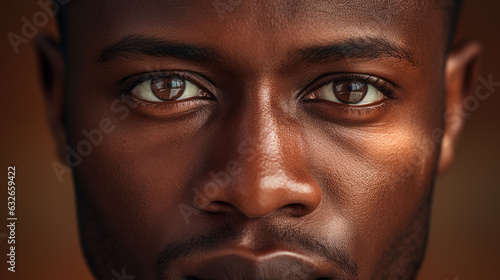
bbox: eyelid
[299,73,398,102]
[117,70,216,98]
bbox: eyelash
[118,71,214,98]
[301,73,397,101]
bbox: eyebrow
[294,37,419,67]
[95,35,220,64]
[96,35,419,68]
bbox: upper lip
[165,246,350,280]
[154,221,358,280]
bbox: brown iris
[150,77,186,100]
[333,81,368,104]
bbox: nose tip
[195,170,322,219]
[231,192,321,219]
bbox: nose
[194,138,322,218]
[192,89,322,218]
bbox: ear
[438,40,482,175]
[35,35,67,161]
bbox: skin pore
[37,0,481,279]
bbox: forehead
[64,0,447,70]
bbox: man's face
[60,0,451,279]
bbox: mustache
[153,222,359,279]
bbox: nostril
[203,201,317,219]
[201,201,237,214]
[279,203,313,217]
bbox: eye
[305,80,384,106]
[130,77,211,103]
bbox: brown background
[0,0,499,279]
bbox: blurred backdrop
[0,0,498,279]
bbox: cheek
[66,90,215,271]
[305,105,442,272]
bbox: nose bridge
[235,86,298,215]
[195,81,321,218]
[245,83,287,174]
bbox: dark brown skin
[37,0,481,279]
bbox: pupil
[333,81,368,104]
[151,78,185,100]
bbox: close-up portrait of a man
[1,0,499,280]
